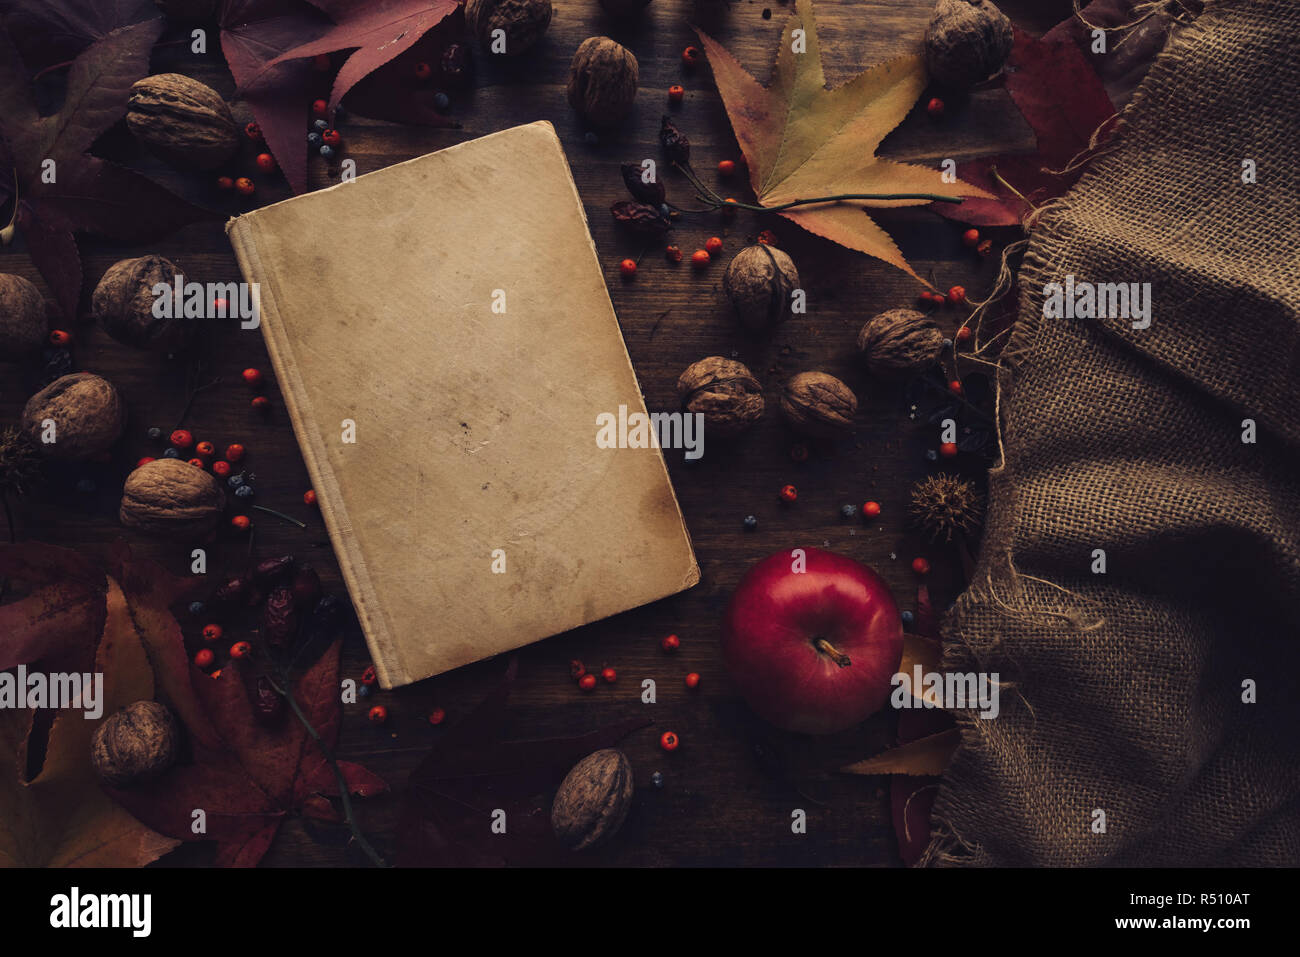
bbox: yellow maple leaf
[696,0,992,281]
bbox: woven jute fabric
[922,0,1300,867]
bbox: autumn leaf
[0,546,179,868]
[0,20,215,317]
[696,0,992,280]
[933,27,1116,227]
[0,0,159,74]
[0,542,106,675]
[397,659,650,867]
[841,728,960,777]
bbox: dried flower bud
[611,201,671,235]
[621,162,666,205]
[779,371,857,438]
[568,37,639,129]
[677,357,765,436]
[924,0,1013,90]
[438,42,474,89]
[856,308,945,377]
[659,115,690,165]
[723,244,800,332]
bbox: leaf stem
[672,161,964,213]
[269,672,388,867]
[251,505,307,528]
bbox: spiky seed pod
[910,473,983,541]
[0,426,41,496]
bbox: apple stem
[815,638,852,668]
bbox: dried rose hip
[261,586,299,650]
[252,675,284,726]
[291,564,322,610]
[620,162,665,206]
[253,554,296,585]
[610,201,671,235]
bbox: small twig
[988,165,1036,209]
[252,505,307,528]
[173,376,222,432]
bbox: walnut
[91,700,179,788]
[723,244,800,332]
[126,73,240,171]
[597,0,651,16]
[856,308,945,377]
[466,0,552,56]
[120,458,226,539]
[677,357,765,436]
[780,372,857,438]
[567,38,639,129]
[924,0,1013,90]
[0,273,47,357]
[551,749,634,850]
[92,255,191,353]
[21,373,125,462]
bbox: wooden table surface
[0,0,1071,866]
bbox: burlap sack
[923,0,1300,866]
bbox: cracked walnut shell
[780,372,857,438]
[677,357,764,436]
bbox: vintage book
[227,121,699,688]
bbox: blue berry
[75,478,96,494]
[901,610,915,627]
[227,474,244,488]
[320,145,335,159]
[925,448,938,462]
[583,131,598,145]
[840,504,857,519]
[313,118,329,131]
[358,683,370,698]
[147,427,162,441]
[659,202,671,218]
[942,338,953,350]
[308,132,322,147]
[163,447,180,459]
[188,601,206,616]
[742,515,758,531]
[433,91,450,110]
[234,484,255,500]
[651,771,664,789]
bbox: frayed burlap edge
[917,2,1218,869]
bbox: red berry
[962,228,980,248]
[790,443,810,463]
[170,429,193,449]
[926,96,945,117]
[231,514,252,531]
[251,396,271,412]
[620,258,637,278]
[136,456,156,468]
[977,238,993,256]
[955,326,972,344]
[705,236,723,254]
[717,159,736,177]
[579,673,597,692]
[661,634,680,653]
[230,640,252,659]
[194,648,216,669]
[216,176,234,191]
[322,129,341,147]
[225,443,246,462]
[187,457,206,469]
[947,285,966,305]
[948,379,963,396]
[235,177,255,197]
[256,152,277,173]
[414,62,433,81]
[48,329,71,347]
[939,441,958,458]
[684,672,700,689]
[241,368,263,388]
[601,666,617,684]
[721,197,738,215]
[779,484,797,503]
[194,440,215,457]
[202,623,223,642]
[668,84,685,104]
[918,292,938,307]
[311,99,329,118]
[862,500,881,518]
[757,229,778,246]
[367,705,388,725]
[911,557,931,576]
[303,489,318,506]
[312,53,331,72]
[690,249,710,268]
[244,122,262,141]
[665,245,682,264]
[681,46,699,67]
[361,665,378,687]
[212,297,229,316]
[428,706,446,725]
[569,659,586,680]
[660,730,680,752]
[212,460,232,477]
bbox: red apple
[722,547,903,734]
